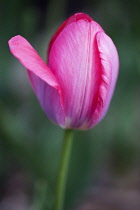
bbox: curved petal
[87,31,119,128]
[8,35,60,90]
[8,35,65,126]
[48,19,104,129]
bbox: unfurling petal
[8,35,65,126]
[8,35,59,89]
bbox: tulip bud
[8,13,119,130]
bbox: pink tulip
[8,13,119,130]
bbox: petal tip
[8,35,25,49]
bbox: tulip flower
[8,13,119,130]
[8,13,119,210]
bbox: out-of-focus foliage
[1,0,140,209]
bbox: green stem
[54,129,74,210]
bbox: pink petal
[88,31,119,128]
[8,35,65,126]
[48,19,104,129]
[8,35,59,90]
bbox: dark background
[1,0,140,209]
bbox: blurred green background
[1,0,140,209]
